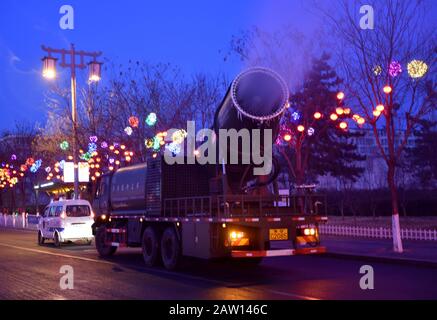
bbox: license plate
[269,228,288,241]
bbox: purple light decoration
[89,135,98,143]
[11,154,17,161]
[109,158,115,164]
[291,112,300,121]
[389,61,402,77]
[101,141,108,149]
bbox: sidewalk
[323,235,437,267]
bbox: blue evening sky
[0,0,321,130]
[0,1,435,131]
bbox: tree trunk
[387,165,403,253]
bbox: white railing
[0,213,38,230]
[319,224,437,241]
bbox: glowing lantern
[336,92,345,100]
[297,125,305,132]
[339,122,348,130]
[373,110,381,117]
[283,134,292,142]
[336,107,344,115]
[383,85,392,94]
[330,113,338,121]
[313,112,322,119]
[357,118,365,125]
[376,104,385,112]
[343,108,351,115]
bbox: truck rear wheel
[160,226,181,270]
[142,226,160,267]
[95,226,117,257]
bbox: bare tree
[323,0,436,252]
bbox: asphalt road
[0,228,436,300]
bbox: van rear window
[66,205,90,217]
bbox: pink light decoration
[389,61,402,77]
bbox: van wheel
[54,232,61,247]
[142,226,160,267]
[160,226,181,270]
[38,231,45,245]
[95,226,117,257]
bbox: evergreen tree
[277,53,364,186]
[406,119,437,187]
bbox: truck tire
[142,226,160,267]
[95,226,117,257]
[160,226,181,270]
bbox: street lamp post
[42,44,102,199]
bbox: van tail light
[91,211,95,219]
[60,212,66,219]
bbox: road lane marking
[0,242,320,300]
[0,243,114,265]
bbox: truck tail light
[229,231,245,240]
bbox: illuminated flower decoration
[144,138,154,149]
[45,167,51,173]
[145,112,157,126]
[113,142,120,148]
[373,65,382,76]
[80,152,92,161]
[389,61,402,77]
[30,164,38,173]
[407,60,428,79]
[109,158,115,164]
[128,116,139,128]
[88,143,97,154]
[20,165,27,172]
[166,142,181,155]
[101,141,108,149]
[172,129,187,144]
[307,127,315,136]
[89,135,98,143]
[291,111,300,121]
[25,158,35,166]
[124,126,133,136]
[60,140,69,151]
[10,154,17,161]
[30,159,42,173]
[152,136,161,151]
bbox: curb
[324,251,437,269]
[0,226,37,233]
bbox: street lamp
[42,56,57,79]
[41,44,102,199]
[88,61,102,82]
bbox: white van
[38,199,94,247]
